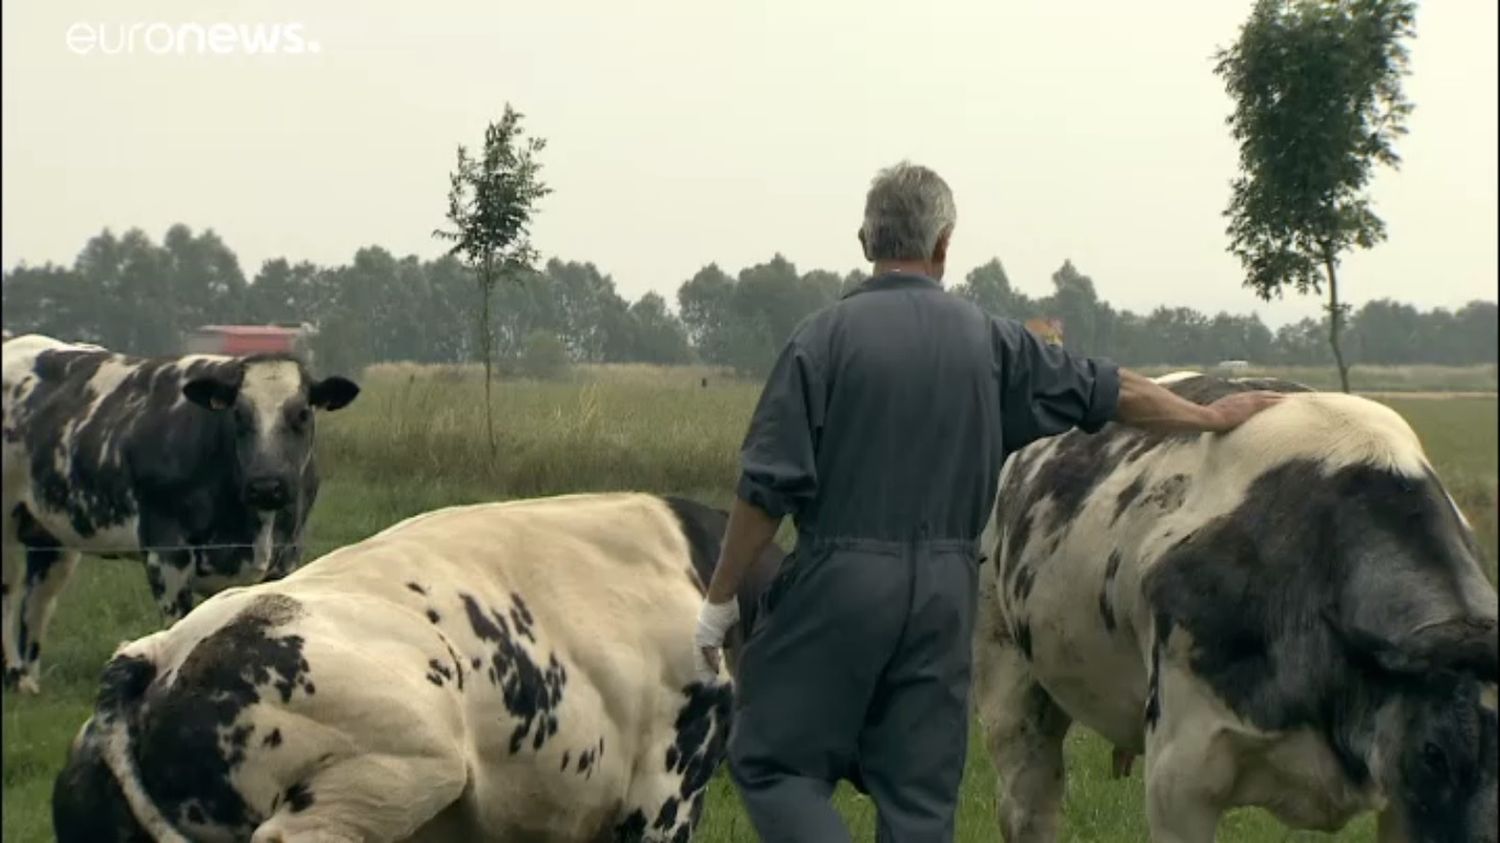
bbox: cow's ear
[1327,608,1499,681]
[1406,618,1500,682]
[309,376,360,412]
[183,376,240,411]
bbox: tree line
[2,224,1494,376]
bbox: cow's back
[68,492,725,842]
[984,374,1400,749]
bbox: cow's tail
[93,653,190,843]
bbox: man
[694,162,1282,842]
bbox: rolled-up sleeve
[736,338,826,520]
[993,317,1121,454]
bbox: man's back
[795,272,1001,543]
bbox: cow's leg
[1141,667,1231,843]
[973,565,1072,843]
[249,752,465,843]
[14,546,81,693]
[614,681,732,842]
[973,648,1071,842]
[1,535,23,688]
[145,553,196,621]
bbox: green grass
[4,366,1495,842]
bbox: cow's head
[1350,623,1499,843]
[1331,468,1499,843]
[1382,673,1498,843]
[182,357,359,512]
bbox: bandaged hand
[693,598,740,684]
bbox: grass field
[3,364,1495,842]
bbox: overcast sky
[3,1,1495,327]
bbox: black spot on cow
[665,682,732,799]
[95,653,156,712]
[1016,621,1033,661]
[426,608,441,624]
[1098,591,1117,633]
[187,804,206,825]
[1012,565,1036,603]
[652,797,680,831]
[661,495,784,663]
[1145,474,1189,512]
[1004,514,1035,577]
[405,582,427,596]
[426,658,454,687]
[614,809,648,842]
[284,782,315,813]
[560,751,570,771]
[263,728,282,749]
[1098,550,1124,633]
[122,595,311,834]
[1168,374,1314,404]
[662,496,723,591]
[510,593,536,643]
[645,682,732,841]
[52,720,151,842]
[1026,428,1129,530]
[460,593,566,754]
[445,642,465,691]
[1144,613,1170,731]
[1113,475,1146,524]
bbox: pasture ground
[4,365,1495,842]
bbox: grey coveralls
[726,271,1120,842]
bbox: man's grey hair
[860,161,957,262]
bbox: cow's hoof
[6,669,40,694]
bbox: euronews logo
[65,21,321,57]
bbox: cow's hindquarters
[974,563,1073,843]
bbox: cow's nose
[245,478,289,510]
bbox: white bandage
[692,598,740,683]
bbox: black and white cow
[974,373,1497,843]
[53,491,782,843]
[2,334,359,693]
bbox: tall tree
[953,258,1034,320]
[1214,0,1417,392]
[1045,260,1104,356]
[624,292,692,364]
[434,104,551,454]
[677,264,736,361]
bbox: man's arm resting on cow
[1113,368,1284,433]
[694,496,781,682]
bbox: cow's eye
[293,408,311,429]
[1421,742,1448,776]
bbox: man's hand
[693,496,781,684]
[1116,369,1286,434]
[1204,390,1285,432]
[693,597,740,684]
